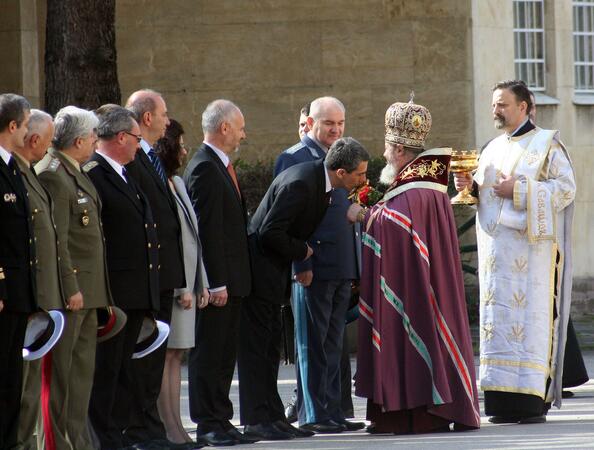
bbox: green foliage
[235,158,274,216]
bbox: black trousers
[0,311,28,449]
[562,316,589,388]
[237,296,285,425]
[189,296,241,433]
[340,325,354,417]
[89,310,146,449]
[123,291,173,444]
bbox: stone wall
[116,0,474,160]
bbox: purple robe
[355,149,480,432]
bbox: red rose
[358,186,370,204]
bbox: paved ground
[179,351,594,449]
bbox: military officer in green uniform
[36,106,112,450]
[13,109,64,450]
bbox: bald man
[183,99,253,446]
[124,90,189,449]
[272,97,364,433]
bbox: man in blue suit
[274,97,365,433]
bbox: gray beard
[379,163,397,185]
[494,116,505,129]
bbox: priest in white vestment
[454,80,576,424]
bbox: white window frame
[513,0,546,92]
[573,0,594,94]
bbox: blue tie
[148,149,167,185]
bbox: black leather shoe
[300,420,344,433]
[226,427,260,444]
[273,420,314,437]
[244,423,295,440]
[488,416,520,424]
[333,418,365,431]
[195,430,236,446]
[131,442,167,450]
[518,415,547,424]
[151,439,205,450]
[562,390,575,398]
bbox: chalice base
[451,187,478,205]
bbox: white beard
[379,163,397,185]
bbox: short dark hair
[325,137,369,173]
[300,103,310,116]
[493,80,532,115]
[0,93,31,132]
[155,119,185,178]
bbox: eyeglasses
[122,131,142,143]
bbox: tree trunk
[44,0,120,115]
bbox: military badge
[81,210,90,226]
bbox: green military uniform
[36,148,112,450]
[13,152,65,450]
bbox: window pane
[514,1,545,89]
[534,2,543,28]
[573,2,594,92]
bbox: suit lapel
[138,150,169,196]
[0,157,23,195]
[13,153,48,201]
[94,153,143,214]
[302,136,326,160]
[203,145,243,208]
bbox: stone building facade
[2,0,593,307]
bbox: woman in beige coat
[156,119,209,444]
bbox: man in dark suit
[84,106,168,450]
[36,106,112,450]
[123,90,190,449]
[0,93,36,450]
[275,97,364,432]
[183,99,254,447]
[13,109,63,450]
[238,137,369,440]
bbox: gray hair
[53,106,99,150]
[309,96,345,121]
[126,89,161,122]
[26,109,53,138]
[201,99,240,134]
[97,106,136,138]
[325,137,369,172]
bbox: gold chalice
[450,149,479,205]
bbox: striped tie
[148,149,167,185]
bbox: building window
[513,0,546,91]
[574,0,594,93]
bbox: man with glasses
[85,106,171,449]
[36,106,112,450]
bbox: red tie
[227,162,241,198]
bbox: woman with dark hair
[155,119,209,444]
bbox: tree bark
[44,0,120,115]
